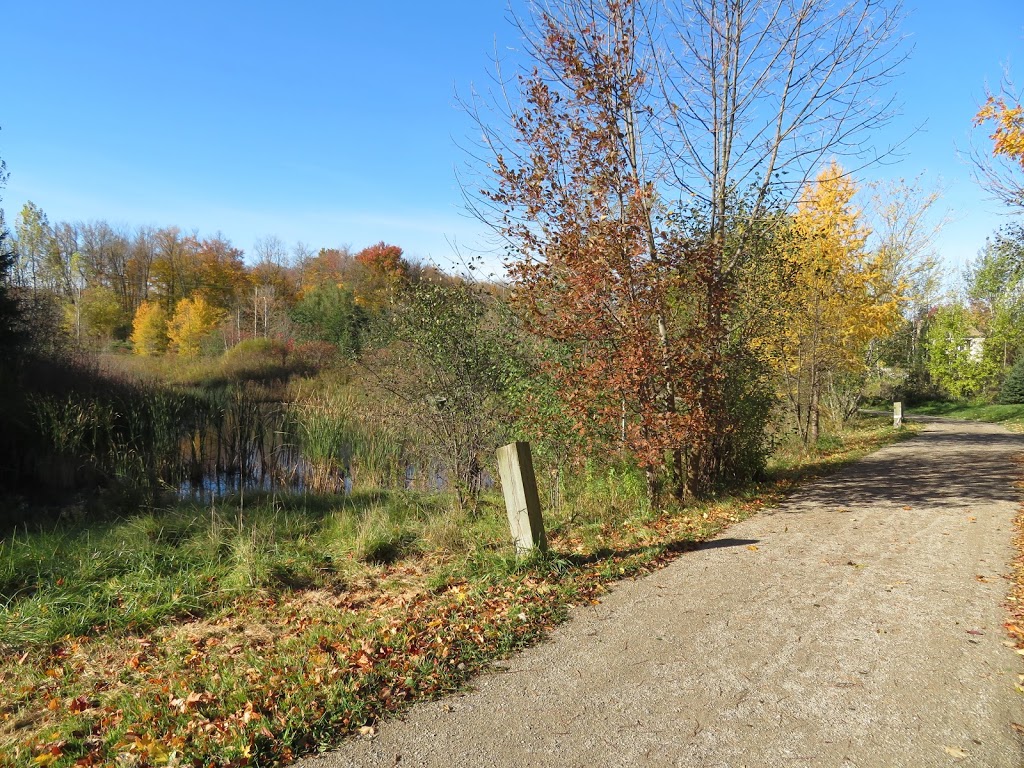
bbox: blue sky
[1,1,1022,277]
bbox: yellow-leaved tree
[973,86,1024,208]
[772,161,903,444]
[130,300,169,356]
[167,295,224,358]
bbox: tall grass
[287,390,406,493]
[12,378,297,522]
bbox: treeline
[6,200,454,356]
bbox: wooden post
[496,441,547,555]
[894,401,903,428]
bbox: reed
[287,390,406,493]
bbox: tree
[14,201,51,291]
[150,227,202,314]
[770,161,903,443]
[130,300,170,355]
[290,283,368,354]
[656,0,906,250]
[467,0,905,501]
[475,0,721,501]
[365,278,522,510]
[249,236,297,341]
[999,355,1024,404]
[297,247,352,292]
[166,295,224,357]
[925,303,996,400]
[194,235,248,313]
[79,221,132,321]
[80,285,129,341]
[126,226,158,312]
[0,170,25,364]
[973,81,1024,208]
[353,241,409,308]
[865,175,948,394]
[965,225,1024,375]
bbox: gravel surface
[300,417,1024,768]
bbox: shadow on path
[771,420,1023,513]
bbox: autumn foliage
[479,0,776,502]
[976,96,1024,170]
[768,162,904,442]
[167,295,225,358]
[129,300,169,356]
[974,87,1024,208]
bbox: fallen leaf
[68,696,92,713]
[131,733,170,763]
[746,545,758,551]
[1012,722,1024,734]
[902,505,913,511]
[976,575,992,583]
[943,745,969,759]
[966,629,985,636]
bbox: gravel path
[301,418,1024,768]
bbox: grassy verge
[907,401,1024,431]
[0,416,911,768]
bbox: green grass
[906,400,1024,431]
[0,415,908,768]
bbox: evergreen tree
[999,356,1024,404]
[290,283,368,354]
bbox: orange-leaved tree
[468,0,906,501]
[974,84,1024,208]
[353,241,409,309]
[476,1,730,503]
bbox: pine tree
[999,357,1024,404]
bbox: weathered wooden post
[893,401,903,428]
[496,441,547,555]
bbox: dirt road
[301,418,1024,767]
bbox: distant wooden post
[496,441,547,555]
[894,401,903,428]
